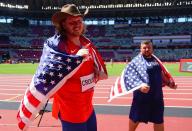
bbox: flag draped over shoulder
[108,54,175,102]
[17,37,84,130]
[81,36,108,82]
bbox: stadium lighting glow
[0,2,28,9]
[41,1,192,10]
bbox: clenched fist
[76,49,89,57]
[140,86,150,93]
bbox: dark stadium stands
[0,21,192,62]
[0,0,192,62]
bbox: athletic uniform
[52,36,107,131]
[129,56,164,124]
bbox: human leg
[86,110,97,131]
[150,100,164,131]
[153,123,164,131]
[129,118,139,131]
[60,119,87,131]
[59,110,97,131]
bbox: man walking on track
[128,41,177,131]
[17,4,108,131]
[109,40,177,131]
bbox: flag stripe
[23,95,37,114]
[26,90,40,107]
[91,49,100,70]
[112,86,115,96]
[117,77,122,93]
[153,55,171,77]
[19,108,30,126]
[108,54,176,102]
[17,36,108,130]
[29,80,47,103]
[18,120,25,130]
[22,101,32,118]
[91,48,103,72]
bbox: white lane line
[163,89,192,90]
[0,82,29,87]
[96,85,192,88]
[0,89,25,91]
[95,88,192,90]
[0,123,60,128]
[163,98,192,100]
[93,96,192,101]
[1,86,191,90]
[164,93,192,94]
[0,124,17,126]
[4,95,23,101]
[0,93,23,95]
[0,92,192,96]
[0,87,192,91]
[94,91,192,95]
[0,101,191,109]
[94,103,192,108]
[0,84,191,88]
[1,96,192,101]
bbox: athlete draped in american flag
[17,4,108,131]
[109,41,177,131]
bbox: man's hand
[76,49,89,57]
[140,86,150,93]
[169,82,177,89]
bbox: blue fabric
[129,56,164,124]
[123,54,149,91]
[33,35,83,96]
[60,111,97,131]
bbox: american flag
[108,54,175,102]
[17,42,84,130]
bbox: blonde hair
[55,17,86,39]
[140,40,153,46]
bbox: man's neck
[67,36,81,46]
[142,54,152,58]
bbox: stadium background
[0,0,192,131]
[0,0,192,63]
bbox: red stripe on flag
[112,86,115,96]
[21,101,32,118]
[17,110,21,121]
[26,90,40,107]
[117,77,122,93]
[18,121,26,130]
[92,50,101,71]
[17,111,26,130]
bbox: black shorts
[129,99,164,124]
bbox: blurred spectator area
[0,35,10,48]
[9,50,42,62]
[0,22,192,62]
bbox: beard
[142,52,152,58]
[72,30,82,36]
[64,25,84,37]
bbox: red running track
[0,110,192,131]
[0,75,192,107]
[0,75,192,131]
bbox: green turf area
[0,63,38,74]
[0,63,191,76]
[106,62,192,76]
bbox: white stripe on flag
[29,78,47,104]
[19,109,30,126]
[23,95,37,114]
[113,77,120,95]
[91,48,104,72]
[120,70,126,92]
